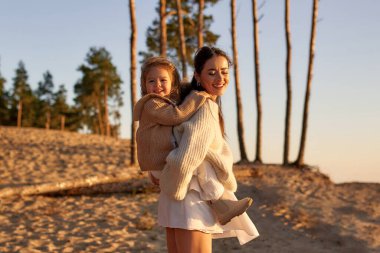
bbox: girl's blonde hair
[140,56,181,101]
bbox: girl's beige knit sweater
[133,91,209,171]
[160,99,238,200]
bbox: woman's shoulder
[181,98,218,126]
[203,98,219,115]
[204,97,218,107]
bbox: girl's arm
[146,91,209,126]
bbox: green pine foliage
[10,61,36,127]
[1,63,78,131]
[1,47,121,135]
[140,0,220,69]
[34,71,55,128]
[74,47,123,136]
[0,73,10,125]
[51,84,80,131]
[33,73,79,131]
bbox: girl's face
[195,55,230,98]
[145,66,172,97]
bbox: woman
[158,46,259,253]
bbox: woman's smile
[213,82,224,88]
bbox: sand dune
[0,126,379,252]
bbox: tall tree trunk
[295,0,319,166]
[283,0,292,165]
[231,0,248,163]
[198,0,204,48]
[104,81,110,137]
[129,0,138,165]
[160,0,167,57]
[45,110,51,130]
[96,99,104,136]
[94,124,99,135]
[60,115,65,131]
[17,100,22,128]
[175,0,188,80]
[252,0,263,164]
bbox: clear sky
[1,0,379,183]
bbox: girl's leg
[166,227,178,253]
[198,163,253,225]
[174,228,212,253]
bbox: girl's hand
[195,90,212,98]
[149,172,160,186]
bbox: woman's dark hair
[180,46,232,136]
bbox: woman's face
[195,55,230,97]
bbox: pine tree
[129,0,138,164]
[231,0,248,162]
[0,72,9,125]
[295,0,319,166]
[51,84,80,131]
[10,61,35,128]
[35,71,55,129]
[74,47,123,136]
[176,0,188,79]
[252,0,263,164]
[197,0,205,48]
[283,0,293,165]
[159,0,167,57]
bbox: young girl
[133,56,252,225]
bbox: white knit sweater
[160,99,237,200]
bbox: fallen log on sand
[0,170,156,198]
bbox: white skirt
[158,176,260,245]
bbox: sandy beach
[0,126,379,252]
